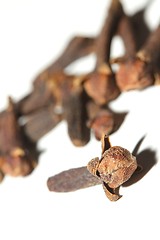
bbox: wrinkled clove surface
[47,166,101,192]
[47,136,138,201]
[115,26,160,91]
[87,135,137,201]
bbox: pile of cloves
[0,0,160,200]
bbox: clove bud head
[87,146,137,188]
[0,147,36,177]
[99,146,137,188]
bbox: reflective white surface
[0,0,160,239]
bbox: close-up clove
[1,1,160,240]
[0,0,159,200]
[47,135,141,201]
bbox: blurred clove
[0,97,39,178]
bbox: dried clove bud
[0,97,39,178]
[115,57,155,91]
[83,0,122,105]
[47,135,138,201]
[115,26,160,91]
[87,135,137,201]
[83,65,120,105]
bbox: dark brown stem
[117,14,137,58]
[62,78,90,146]
[47,166,101,192]
[129,6,150,51]
[34,36,95,86]
[48,36,95,72]
[95,0,123,67]
[137,26,160,63]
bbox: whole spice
[47,135,138,201]
[83,0,122,105]
[0,97,39,177]
[87,135,137,200]
[115,26,160,91]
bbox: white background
[0,0,160,239]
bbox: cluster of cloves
[0,0,159,200]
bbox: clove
[115,25,160,91]
[83,0,122,105]
[47,135,139,201]
[0,97,39,178]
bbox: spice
[0,0,158,188]
[115,26,160,91]
[0,97,39,177]
[17,35,95,116]
[47,135,138,201]
[87,135,137,201]
[83,0,122,105]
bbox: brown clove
[83,0,122,105]
[115,26,160,91]
[0,97,39,178]
[47,135,139,201]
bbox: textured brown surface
[47,166,101,192]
